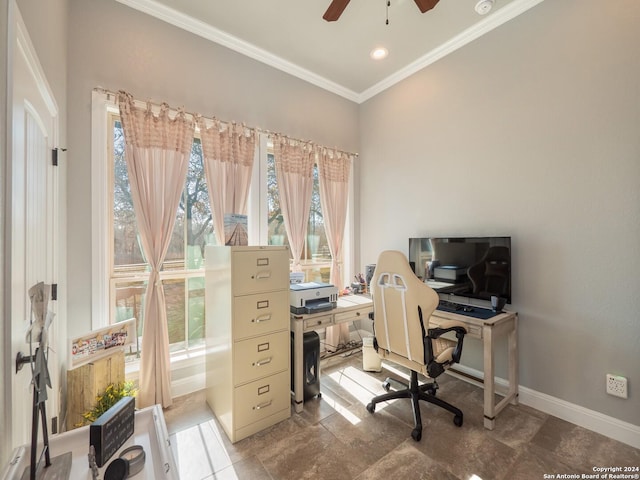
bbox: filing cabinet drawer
[233,290,288,340]
[233,331,289,386]
[232,249,290,296]
[334,306,372,324]
[234,371,290,430]
[303,314,333,330]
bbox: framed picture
[224,213,248,246]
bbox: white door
[9,8,60,449]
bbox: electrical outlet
[606,374,628,399]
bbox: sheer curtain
[118,93,194,408]
[197,118,256,245]
[271,134,315,271]
[318,149,353,351]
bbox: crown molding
[115,0,360,102]
[358,0,545,103]
[116,0,543,104]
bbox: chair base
[366,370,463,441]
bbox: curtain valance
[100,88,358,160]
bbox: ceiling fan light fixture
[475,0,494,15]
[370,47,389,60]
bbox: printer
[290,282,338,314]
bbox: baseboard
[450,364,640,449]
[172,372,205,399]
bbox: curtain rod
[94,87,358,158]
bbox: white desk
[2,405,178,480]
[290,295,374,413]
[290,296,518,430]
[429,308,519,430]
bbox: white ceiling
[116,0,544,103]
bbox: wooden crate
[66,350,125,430]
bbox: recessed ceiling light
[370,47,389,60]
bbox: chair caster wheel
[366,403,375,413]
[453,415,463,427]
[411,428,422,442]
[426,386,436,396]
[382,381,391,392]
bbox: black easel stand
[29,349,51,480]
[17,348,52,480]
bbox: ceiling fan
[323,0,440,22]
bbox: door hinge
[51,283,58,301]
[52,147,67,166]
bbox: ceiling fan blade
[323,0,351,22]
[414,0,440,13]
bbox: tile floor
[163,352,639,480]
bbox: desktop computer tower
[291,331,321,401]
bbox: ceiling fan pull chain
[386,0,391,25]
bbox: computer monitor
[408,236,512,304]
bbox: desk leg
[508,316,519,406]
[483,325,496,430]
[292,320,304,414]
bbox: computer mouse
[463,306,474,312]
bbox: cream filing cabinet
[205,246,291,443]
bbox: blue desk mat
[436,303,499,320]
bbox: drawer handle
[254,271,272,280]
[253,357,272,367]
[316,320,322,326]
[253,314,272,323]
[254,400,272,410]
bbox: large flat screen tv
[408,236,512,304]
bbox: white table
[290,295,374,413]
[2,405,179,480]
[429,308,519,430]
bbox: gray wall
[66,0,359,336]
[359,0,640,425]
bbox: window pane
[187,277,205,348]
[164,278,186,348]
[267,153,288,248]
[163,276,205,350]
[307,164,331,262]
[267,154,332,263]
[165,138,214,270]
[113,120,145,270]
[114,281,146,346]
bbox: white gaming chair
[366,250,468,441]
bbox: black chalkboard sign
[89,396,135,467]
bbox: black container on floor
[291,331,321,401]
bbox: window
[266,152,332,283]
[109,115,213,354]
[92,91,354,360]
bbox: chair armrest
[430,319,468,334]
[425,323,467,376]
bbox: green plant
[77,381,137,427]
